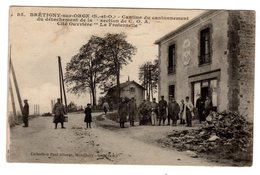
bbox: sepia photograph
[7,6,255,166]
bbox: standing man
[204,96,213,118]
[84,103,92,128]
[22,99,29,127]
[118,97,128,128]
[52,98,66,129]
[158,95,167,126]
[196,94,205,123]
[102,100,109,115]
[168,97,180,126]
[150,98,159,126]
[138,99,146,125]
[184,96,194,127]
[128,97,137,126]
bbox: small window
[130,87,135,93]
[199,28,211,65]
[168,44,176,74]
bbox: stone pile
[167,111,253,158]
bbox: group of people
[196,95,213,123]
[117,95,200,128]
[21,94,213,130]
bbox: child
[84,103,92,128]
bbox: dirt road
[8,113,221,165]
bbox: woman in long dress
[183,96,194,127]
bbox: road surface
[8,112,221,166]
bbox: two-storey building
[155,10,255,121]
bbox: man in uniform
[158,95,167,126]
[128,97,137,126]
[52,98,66,129]
[168,97,180,126]
[22,99,29,127]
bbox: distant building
[106,80,145,107]
[155,10,255,121]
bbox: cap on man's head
[161,95,164,98]
[24,99,28,102]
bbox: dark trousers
[186,111,192,127]
[120,122,125,128]
[167,115,171,125]
[55,122,64,129]
[23,115,28,127]
[86,122,91,128]
[104,108,107,114]
[158,113,166,125]
[172,114,178,125]
[198,109,204,123]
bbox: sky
[9,7,204,113]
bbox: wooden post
[59,57,67,109]
[58,56,68,111]
[10,60,23,113]
[58,56,63,104]
[9,79,17,121]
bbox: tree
[99,33,137,106]
[67,101,77,112]
[139,59,159,100]
[65,36,105,108]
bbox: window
[199,28,211,65]
[130,87,135,93]
[168,44,176,74]
[168,85,175,100]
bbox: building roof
[108,80,146,92]
[154,10,222,44]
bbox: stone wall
[228,11,255,121]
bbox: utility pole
[10,59,23,113]
[58,56,68,110]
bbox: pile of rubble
[167,111,253,160]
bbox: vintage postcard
[7,6,255,166]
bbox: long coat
[168,101,180,119]
[52,102,65,123]
[84,107,92,123]
[118,102,128,123]
[158,99,167,118]
[183,101,194,120]
[22,103,29,117]
[128,100,137,121]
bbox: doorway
[201,87,209,101]
[192,78,218,110]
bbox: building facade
[106,80,145,107]
[155,10,255,121]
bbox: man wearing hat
[168,97,180,126]
[22,99,29,127]
[52,98,66,129]
[158,95,167,126]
